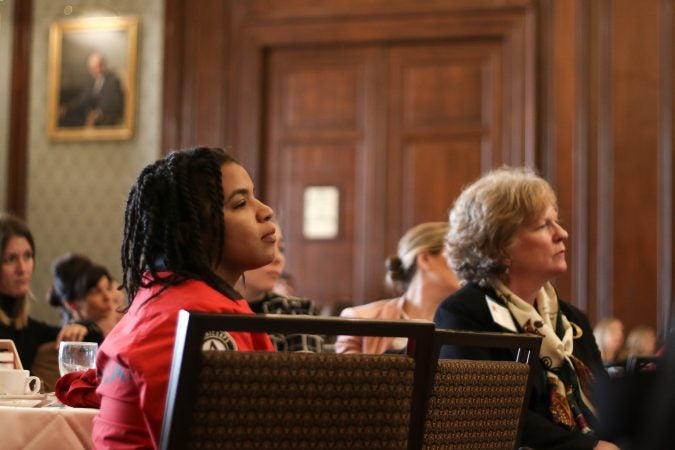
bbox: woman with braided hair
[56,147,276,449]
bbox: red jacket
[92,276,273,449]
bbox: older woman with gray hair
[434,167,618,450]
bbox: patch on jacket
[202,330,238,351]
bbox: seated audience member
[434,167,619,450]
[237,223,321,352]
[638,317,674,449]
[335,221,460,354]
[624,325,657,358]
[48,253,124,343]
[593,316,626,367]
[273,271,295,297]
[0,213,89,371]
[56,147,275,449]
[596,320,669,449]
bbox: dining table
[0,394,98,450]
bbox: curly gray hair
[446,166,557,285]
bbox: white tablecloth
[0,404,98,450]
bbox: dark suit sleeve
[96,74,124,125]
[34,319,61,343]
[434,291,496,360]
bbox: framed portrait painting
[48,16,139,141]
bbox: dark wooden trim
[658,0,673,333]
[595,0,613,319]
[523,7,537,167]
[537,0,554,176]
[6,0,32,217]
[573,0,590,313]
[161,0,186,155]
[162,0,233,156]
[672,0,675,325]
[238,0,535,21]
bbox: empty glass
[58,342,98,376]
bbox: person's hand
[56,323,89,345]
[594,440,621,450]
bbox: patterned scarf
[493,280,597,433]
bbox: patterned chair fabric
[188,351,415,449]
[161,312,436,450]
[423,359,530,450]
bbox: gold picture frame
[48,16,139,141]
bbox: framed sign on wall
[47,15,139,141]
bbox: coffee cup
[0,369,41,395]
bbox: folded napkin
[55,368,101,408]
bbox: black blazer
[434,282,606,450]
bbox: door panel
[401,138,483,230]
[386,42,503,250]
[255,5,535,307]
[266,47,381,306]
[266,40,511,306]
[278,143,358,302]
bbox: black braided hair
[121,147,240,306]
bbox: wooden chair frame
[160,311,436,450]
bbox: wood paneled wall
[6,0,32,217]
[232,0,538,306]
[157,0,674,334]
[539,0,674,333]
[5,0,672,333]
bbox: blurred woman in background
[624,325,657,358]
[335,221,460,354]
[49,252,125,344]
[237,223,320,352]
[0,213,87,371]
[593,317,626,365]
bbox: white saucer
[0,393,50,407]
[0,393,45,400]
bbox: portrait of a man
[59,51,125,127]
[48,16,138,141]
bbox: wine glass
[58,342,98,376]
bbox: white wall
[26,0,165,323]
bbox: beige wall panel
[26,0,165,323]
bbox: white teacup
[0,369,41,395]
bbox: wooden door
[264,36,531,306]
[265,46,384,305]
[227,1,536,308]
[385,41,504,245]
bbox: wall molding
[6,0,32,217]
